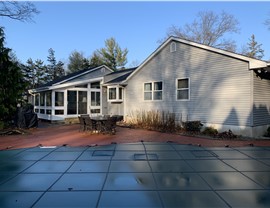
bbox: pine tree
[0,27,26,125]
[245,34,264,60]
[22,58,47,89]
[67,50,90,74]
[47,48,65,81]
[89,37,128,71]
[99,37,128,70]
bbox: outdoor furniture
[99,116,117,134]
[84,116,97,132]
[78,116,86,131]
[91,116,117,134]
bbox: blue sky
[1,1,270,68]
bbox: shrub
[202,126,218,136]
[127,110,179,133]
[264,127,270,137]
[182,121,203,132]
[216,129,237,139]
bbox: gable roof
[103,67,137,85]
[125,36,269,83]
[31,65,113,92]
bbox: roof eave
[126,36,269,81]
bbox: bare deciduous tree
[163,11,240,52]
[0,1,39,22]
[265,13,270,30]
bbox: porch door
[67,90,88,115]
[67,91,77,115]
[90,91,101,115]
[78,91,87,114]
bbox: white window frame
[143,81,163,101]
[107,86,123,102]
[176,78,190,101]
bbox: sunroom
[28,65,113,122]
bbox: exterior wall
[253,73,270,128]
[107,102,124,115]
[125,41,253,135]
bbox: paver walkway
[1,123,270,150]
[0,142,270,207]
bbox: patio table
[91,116,117,134]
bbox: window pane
[67,91,77,115]
[55,92,64,106]
[144,92,152,100]
[40,109,45,114]
[40,93,45,106]
[109,88,116,100]
[35,94,39,106]
[91,82,100,89]
[154,91,162,100]
[75,84,88,88]
[154,82,162,90]
[144,83,152,91]
[78,91,87,114]
[177,90,189,100]
[46,110,51,115]
[91,109,100,114]
[119,88,123,100]
[55,110,64,115]
[96,92,100,106]
[178,79,189,89]
[46,92,52,106]
[91,92,100,106]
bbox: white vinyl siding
[125,40,251,126]
[253,74,270,126]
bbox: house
[29,37,270,137]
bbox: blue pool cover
[0,142,270,207]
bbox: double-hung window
[144,81,163,101]
[177,78,189,100]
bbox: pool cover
[0,142,270,207]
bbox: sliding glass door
[67,90,87,115]
[67,91,77,115]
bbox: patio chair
[84,116,97,132]
[100,116,117,134]
[78,116,86,131]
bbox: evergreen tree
[89,37,128,71]
[0,27,26,126]
[67,50,90,74]
[89,51,104,68]
[245,34,264,60]
[22,58,47,89]
[99,37,128,70]
[47,48,65,81]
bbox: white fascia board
[126,37,268,82]
[173,37,268,69]
[125,37,173,82]
[52,65,113,86]
[32,77,103,93]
